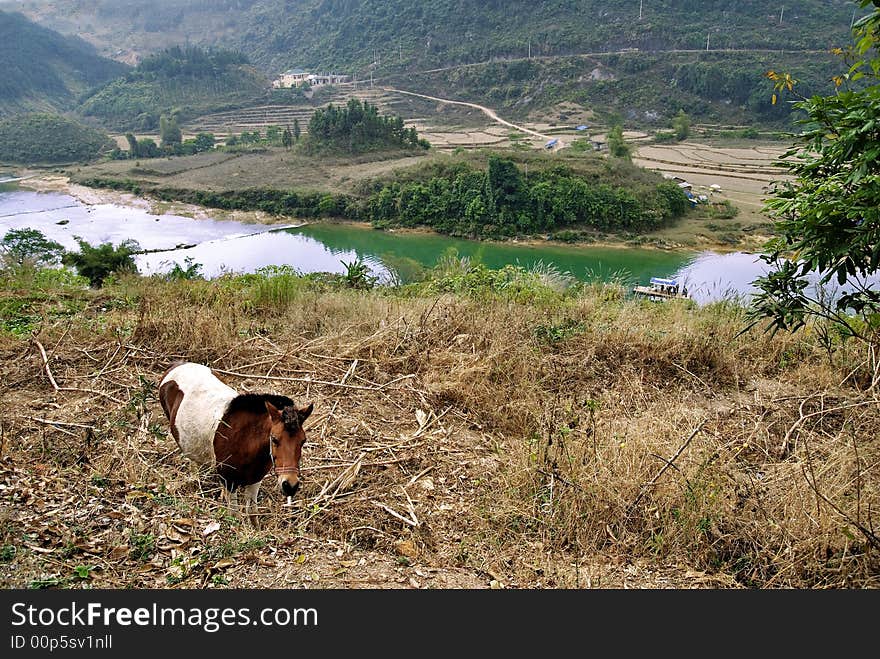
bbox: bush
[62,238,140,287]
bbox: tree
[672,110,691,141]
[486,155,524,221]
[159,114,182,148]
[193,132,215,152]
[125,132,139,158]
[1,228,65,268]
[282,125,293,149]
[136,138,161,158]
[607,125,631,160]
[266,125,282,145]
[293,118,301,142]
[749,0,880,346]
[62,238,139,287]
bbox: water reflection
[137,229,391,280]
[674,251,769,305]
[2,188,813,304]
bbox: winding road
[381,86,560,148]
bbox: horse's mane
[228,393,301,431]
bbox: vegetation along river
[1,188,771,304]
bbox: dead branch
[33,339,126,405]
[34,339,61,392]
[629,420,706,512]
[24,416,96,430]
[372,500,419,527]
[801,464,880,551]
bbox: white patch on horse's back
[161,363,237,465]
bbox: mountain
[4,0,256,66]
[8,0,867,73]
[5,0,869,128]
[0,9,129,115]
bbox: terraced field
[633,140,787,222]
[185,85,524,150]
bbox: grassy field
[0,266,878,589]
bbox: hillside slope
[0,9,128,115]
[77,46,271,131]
[9,0,868,73]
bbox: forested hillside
[392,50,842,125]
[77,46,270,130]
[6,0,867,128]
[0,113,113,163]
[8,0,867,72]
[0,10,128,115]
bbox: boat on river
[633,277,690,301]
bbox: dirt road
[383,87,558,147]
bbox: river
[0,187,773,303]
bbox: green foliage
[1,228,65,268]
[750,1,880,340]
[62,238,140,287]
[160,114,182,148]
[0,298,39,336]
[0,114,113,164]
[248,264,307,308]
[76,178,358,221]
[307,99,429,154]
[341,258,378,290]
[365,157,688,238]
[424,259,575,304]
[0,9,127,114]
[220,1,861,76]
[672,110,691,141]
[607,125,631,160]
[160,257,203,281]
[72,565,94,580]
[535,318,587,344]
[136,138,161,158]
[128,531,155,562]
[78,45,266,130]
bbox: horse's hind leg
[243,482,261,529]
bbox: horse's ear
[265,401,282,421]
[298,402,314,423]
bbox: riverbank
[17,171,288,226]
[15,171,767,255]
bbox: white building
[272,68,349,88]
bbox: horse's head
[264,400,314,497]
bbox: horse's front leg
[243,482,261,529]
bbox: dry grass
[1,275,878,589]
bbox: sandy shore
[17,172,288,226]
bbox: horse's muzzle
[280,479,300,497]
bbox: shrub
[62,238,140,287]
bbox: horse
[158,361,313,525]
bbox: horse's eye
[271,437,280,446]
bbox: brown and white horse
[158,361,313,524]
